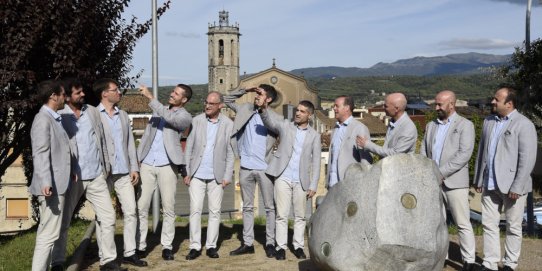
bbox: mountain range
[289,52,511,78]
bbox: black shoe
[479,266,498,271]
[206,247,219,258]
[136,249,147,258]
[293,248,307,259]
[185,249,201,260]
[99,261,127,271]
[502,266,514,271]
[275,249,286,260]
[162,249,174,261]
[229,245,255,256]
[123,254,148,267]
[50,265,65,271]
[461,262,476,271]
[265,244,276,258]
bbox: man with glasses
[136,84,192,261]
[183,91,234,260]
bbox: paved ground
[80,222,542,271]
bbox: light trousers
[137,163,178,251]
[442,186,475,263]
[274,178,307,250]
[52,174,117,266]
[481,189,527,270]
[96,174,137,257]
[32,194,65,271]
[188,177,224,250]
[239,168,275,246]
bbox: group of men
[30,78,536,271]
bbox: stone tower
[207,10,241,93]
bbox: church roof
[240,65,318,95]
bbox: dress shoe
[265,244,276,258]
[185,249,201,260]
[50,265,65,271]
[229,245,255,256]
[206,247,220,258]
[99,261,127,271]
[123,254,148,267]
[461,262,476,271]
[162,249,174,261]
[502,266,514,271]
[275,249,286,260]
[293,248,307,259]
[136,249,147,258]
[479,266,497,271]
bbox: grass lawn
[0,219,90,271]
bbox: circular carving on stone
[401,193,417,209]
[321,242,331,257]
[270,76,278,84]
[346,201,358,217]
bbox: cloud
[438,38,518,50]
[488,0,541,6]
[165,32,201,39]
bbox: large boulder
[309,154,448,271]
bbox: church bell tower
[207,10,240,93]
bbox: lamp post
[525,0,536,236]
[151,0,161,234]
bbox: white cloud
[438,38,518,50]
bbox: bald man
[357,92,417,158]
[420,90,476,271]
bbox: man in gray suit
[357,92,417,158]
[30,80,70,271]
[95,78,147,267]
[420,90,476,271]
[260,100,321,261]
[52,78,120,271]
[474,86,537,271]
[327,95,372,189]
[225,85,279,258]
[137,84,192,261]
[183,91,234,260]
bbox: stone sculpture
[309,154,448,271]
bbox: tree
[0,0,171,179]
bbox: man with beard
[137,84,192,261]
[183,91,234,260]
[52,78,120,271]
[260,99,321,261]
[30,80,71,271]
[420,90,476,271]
[356,92,417,158]
[225,85,279,258]
[474,86,537,271]
[95,78,147,267]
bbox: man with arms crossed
[53,78,120,271]
[474,86,537,271]
[420,90,476,271]
[137,84,192,261]
[357,92,417,158]
[260,100,321,261]
[95,78,147,267]
[225,85,279,258]
[327,95,372,189]
[30,80,70,271]
[183,91,234,260]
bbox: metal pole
[525,0,535,236]
[151,0,161,234]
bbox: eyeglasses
[204,101,220,106]
[107,88,120,93]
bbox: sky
[124,0,542,85]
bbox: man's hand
[183,176,191,186]
[508,191,520,200]
[130,171,140,186]
[41,186,53,197]
[306,189,316,199]
[476,187,483,193]
[138,84,154,100]
[221,180,230,188]
[356,135,367,148]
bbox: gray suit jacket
[365,112,418,158]
[138,99,192,165]
[99,106,139,173]
[474,110,537,194]
[185,113,234,183]
[59,104,111,178]
[420,113,474,189]
[224,88,278,161]
[327,118,373,187]
[29,106,72,196]
[261,109,322,191]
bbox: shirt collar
[336,116,353,127]
[43,105,61,121]
[436,111,456,125]
[98,103,119,114]
[496,109,516,122]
